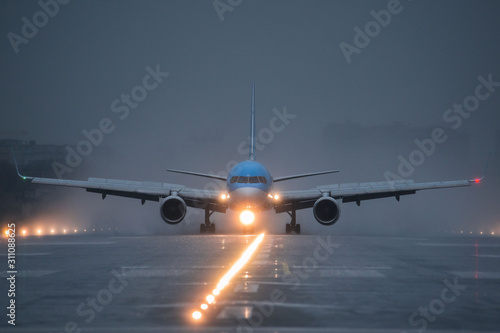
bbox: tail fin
[249,83,256,161]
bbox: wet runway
[1,231,500,332]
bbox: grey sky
[1,0,499,235]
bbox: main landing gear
[200,209,216,234]
[285,210,301,234]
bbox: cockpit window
[232,175,268,184]
[249,176,259,183]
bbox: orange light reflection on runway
[216,233,264,292]
[191,233,265,321]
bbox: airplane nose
[230,187,267,208]
[235,187,262,198]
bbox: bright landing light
[240,210,255,225]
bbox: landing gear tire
[200,223,216,234]
[285,223,301,234]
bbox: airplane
[12,84,487,234]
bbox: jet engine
[313,197,341,225]
[160,196,187,224]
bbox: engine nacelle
[313,196,341,226]
[160,196,186,224]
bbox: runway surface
[1,232,499,332]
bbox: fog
[1,0,499,236]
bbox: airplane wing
[19,176,224,211]
[274,178,480,213]
[12,148,224,211]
